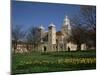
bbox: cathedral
[12,16,87,53]
[36,16,86,52]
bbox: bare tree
[69,6,96,50]
[80,5,96,48]
[12,25,25,53]
[69,24,89,50]
[80,5,96,31]
[26,26,40,51]
[69,16,89,51]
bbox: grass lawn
[12,50,96,74]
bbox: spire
[62,15,71,30]
[64,15,68,21]
[63,15,70,26]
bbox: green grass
[12,50,96,74]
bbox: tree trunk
[14,41,17,53]
[77,44,81,51]
[27,43,29,51]
[68,47,70,52]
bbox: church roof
[56,31,63,36]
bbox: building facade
[37,16,86,52]
[12,16,87,53]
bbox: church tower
[61,16,71,51]
[48,23,56,51]
[39,25,45,43]
[38,25,45,52]
[62,16,71,38]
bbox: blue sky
[12,1,81,31]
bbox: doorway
[44,46,46,52]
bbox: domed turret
[48,22,56,44]
[38,25,45,43]
[49,22,55,27]
[48,22,56,52]
[39,25,45,30]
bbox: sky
[12,1,81,31]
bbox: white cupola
[39,25,45,30]
[49,22,55,27]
